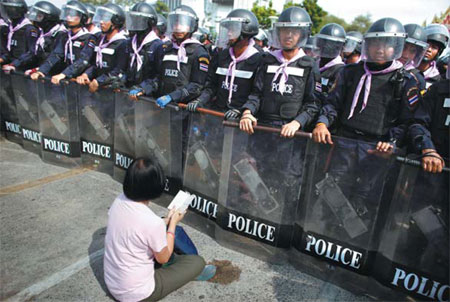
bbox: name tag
[267,65,304,77]
[321,77,329,86]
[163,54,188,64]
[443,98,450,108]
[216,67,253,79]
[73,41,82,48]
[94,47,115,55]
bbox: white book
[167,190,194,212]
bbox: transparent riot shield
[112,91,135,183]
[134,97,183,207]
[10,72,42,155]
[373,159,449,302]
[289,136,396,295]
[182,112,224,238]
[0,71,22,144]
[78,85,115,175]
[215,124,307,262]
[37,78,80,167]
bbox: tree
[251,0,278,29]
[346,14,371,34]
[320,14,348,30]
[79,0,108,6]
[155,0,169,17]
[283,0,326,34]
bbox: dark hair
[123,157,165,201]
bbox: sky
[317,0,449,25]
[25,0,449,26]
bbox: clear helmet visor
[60,5,83,23]
[343,37,361,53]
[272,23,310,50]
[216,20,242,48]
[313,35,345,58]
[27,7,46,22]
[361,36,405,63]
[92,7,114,26]
[399,40,428,67]
[125,11,151,32]
[192,31,203,42]
[166,13,196,36]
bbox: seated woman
[104,157,206,302]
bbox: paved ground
[0,137,377,302]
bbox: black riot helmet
[361,17,406,63]
[27,1,60,29]
[254,28,268,45]
[156,13,167,35]
[126,2,157,33]
[343,31,363,54]
[272,6,312,50]
[425,23,450,56]
[84,3,95,24]
[399,24,429,67]
[216,9,259,48]
[193,27,210,43]
[60,0,88,28]
[93,3,125,32]
[1,0,27,21]
[314,23,346,58]
[166,5,198,37]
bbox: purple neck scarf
[270,48,306,95]
[348,60,403,119]
[7,18,31,51]
[423,61,440,80]
[130,30,159,72]
[0,18,7,27]
[172,38,202,71]
[64,28,89,63]
[90,26,101,34]
[404,62,415,71]
[35,24,66,55]
[319,56,344,72]
[224,39,259,104]
[96,31,126,68]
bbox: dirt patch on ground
[207,259,241,285]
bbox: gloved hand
[128,87,143,101]
[187,99,202,112]
[2,64,15,73]
[157,95,172,108]
[224,108,241,120]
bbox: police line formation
[0,0,449,301]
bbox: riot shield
[112,92,135,183]
[0,71,22,144]
[215,125,307,262]
[37,78,81,167]
[10,72,42,155]
[373,159,449,302]
[78,85,115,175]
[134,97,183,207]
[182,112,224,238]
[289,136,396,294]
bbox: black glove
[187,99,202,112]
[224,108,241,120]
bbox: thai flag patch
[315,81,322,92]
[408,94,418,106]
[199,63,208,72]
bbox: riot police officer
[30,0,96,82]
[418,24,449,88]
[155,13,169,42]
[187,9,262,120]
[302,35,318,59]
[398,24,428,90]
[84,3,100,36]
[239,6,320,137]
[2,1,63,73]
[342,31,363,64]
[76,3,127,93]
[124,2,164,100]
[0,0,38,70]
[155,5,210,108]
[312,18,422,223]
[254,28,269,52]
[314,23,346,98]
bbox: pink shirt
[104,194,167,302]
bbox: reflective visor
[125,11,150,31]
[92,6,115,25]
[216,19,242,48]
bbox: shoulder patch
[406,86,420,108]
[199,57,209,64]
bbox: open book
[167,190,194,213]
